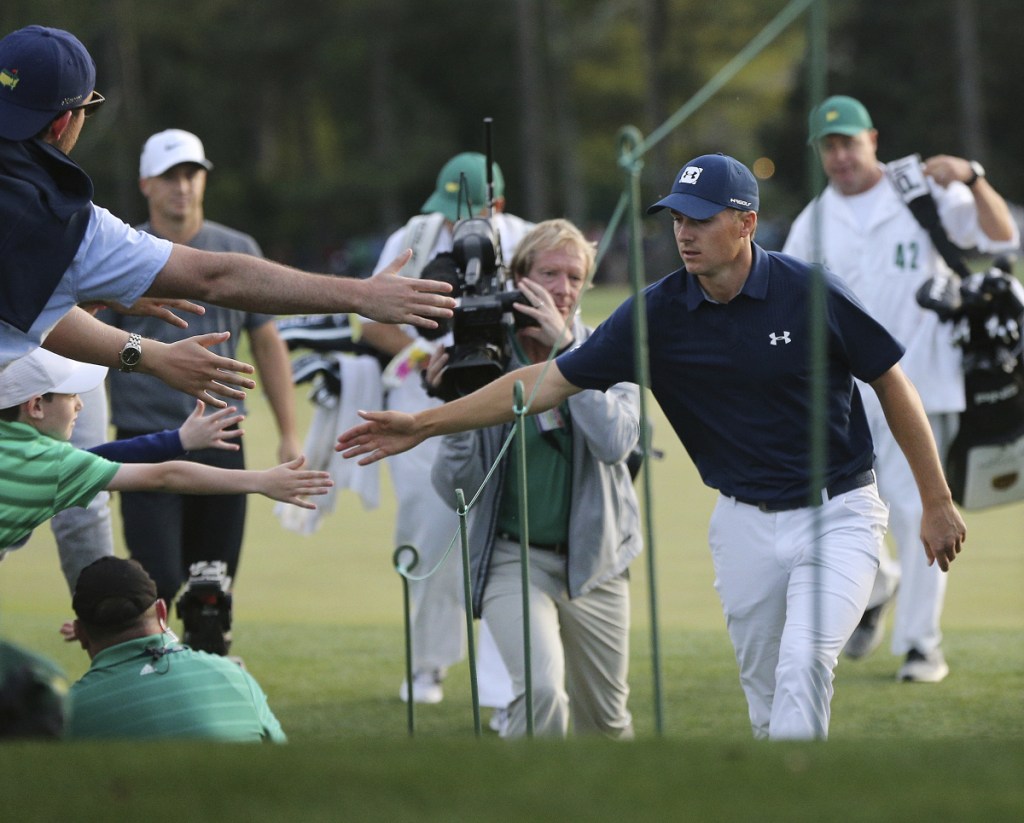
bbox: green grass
[1,285,1022,820]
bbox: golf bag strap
[400,212,447,281]
[887,154,972,280]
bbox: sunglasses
[72,90,105,118]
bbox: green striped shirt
[67,632,286,742]
[0,420,119,548]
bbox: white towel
[275,353,383,534]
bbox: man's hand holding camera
[512,277,575,353]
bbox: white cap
[0,349,108,408]
[139,129,214,178]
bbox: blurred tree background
[3,0,1021,276]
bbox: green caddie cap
[421,152,505,223]
[807,95,873,144]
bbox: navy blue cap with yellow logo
[0,25,97,141]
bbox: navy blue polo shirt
[557,244,905,505]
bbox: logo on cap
[825,109,840,123]
[0,68,19,89]
[679,166,703,185]
[444,181,459,194]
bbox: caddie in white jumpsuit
[784,96,1019,682]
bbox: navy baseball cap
[647,153,759,219]
[0,25,97,141]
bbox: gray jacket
[431,318,643,617]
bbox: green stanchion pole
[807,0,831,673]
[392,544,419,737]
[455,489,482,737]
[618,125,664,736]
[512,379,534,737]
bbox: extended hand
[260,456,333,509]
[141,331,256,408]
[360,249,456,330]
[178,399,245,451]
[84,296,207,329]
[335,410,423,465]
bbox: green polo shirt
[495,407,573,546]
[0,420,119,549]
[67,632,286,742]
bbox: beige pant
[482,536,633,739]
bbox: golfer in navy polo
[336,153,965,740]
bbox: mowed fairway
[1,286,1021,821]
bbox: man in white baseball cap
[138,129,214,179]
[103,127,302,636]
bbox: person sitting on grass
[0,347,331,553]
[67,556,286,741]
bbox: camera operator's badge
[535,404,567,432]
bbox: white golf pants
[709,484,888,740]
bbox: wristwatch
[119,333,143,372]
[965,160,985,187]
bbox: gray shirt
[104,220,272,431]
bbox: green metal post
[618,125,664,736]
[392,544,418,737]
[455,488,482,737]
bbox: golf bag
[918,257,1024,509]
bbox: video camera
[422,217,535,401]
[175,561,233,656]
[421,119,535,401]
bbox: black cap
[72,557,157,625]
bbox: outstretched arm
[336,361,581,465]
[43,308,256,407]
[148,246,456,330]
[869,364,966,571]
[108,456,332,509]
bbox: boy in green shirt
[0,347,330,551]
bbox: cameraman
[361,153,532,709]
[428,220,642,738]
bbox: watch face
[121,347,141,367]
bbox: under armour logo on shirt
[679,166,703,184]
[769,331,791,346]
